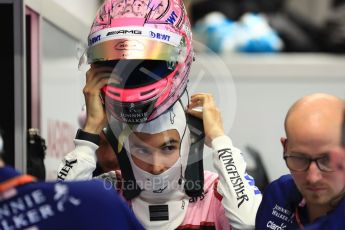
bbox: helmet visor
[86,37,180,64]
[97,59,176,89]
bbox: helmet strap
[178,97,205,197]
[103,123,141,200]
[184,111,205,197]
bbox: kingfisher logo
[149,31,171,42]
[218,149,249,208]
[88,35,101,45]
[106,30,142,36]
[57,159,77,181]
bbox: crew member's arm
[188,93,262,230]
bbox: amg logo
[107,30,142,36]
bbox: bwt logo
[107,30,142,36]
[166,11,178,24]
[88,35,101,45]
[266,221,286,230]
[150,31,171,41]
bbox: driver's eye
[134,148,150,156]
[163,146,173,151]
[161,145,177,154]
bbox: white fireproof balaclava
[122,101,191,229]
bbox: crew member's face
[283,122,345,207]
[128,130,180,175]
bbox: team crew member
[0,132,143,230]
[255,93,345,229]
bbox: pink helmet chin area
[88,0,193,123]
[103,72,173,104]
[103,60,189,123]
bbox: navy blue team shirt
[0,166,144,230]
[255,174,345,230]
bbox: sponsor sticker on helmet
[88,27,182,47]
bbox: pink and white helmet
[86,0,193,123]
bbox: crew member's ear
[280,137,288,153]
